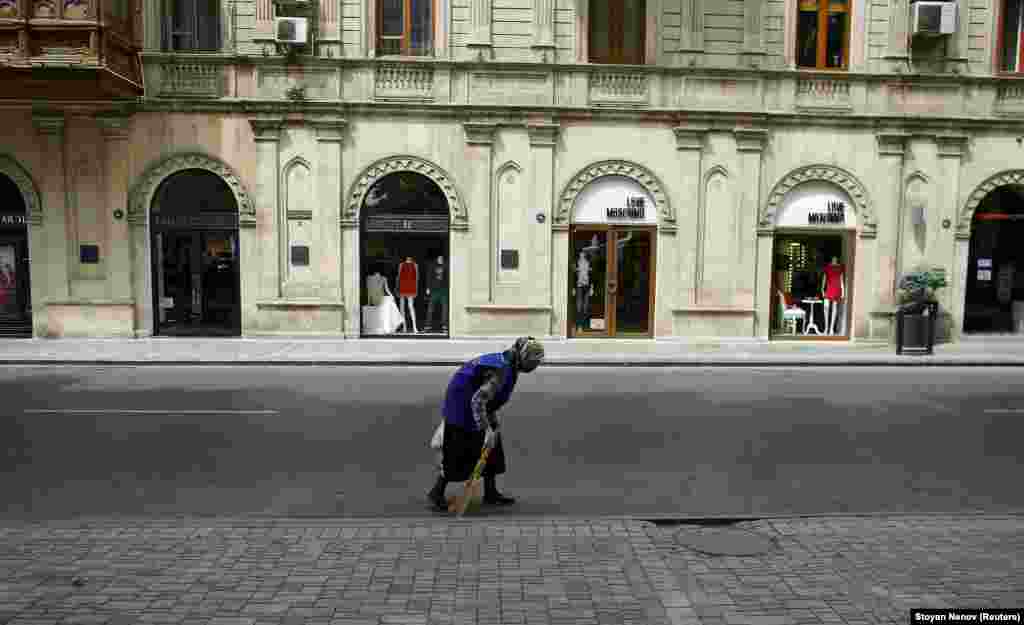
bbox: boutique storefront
[568,174,658,338]
[0,167,32,338]
[760,166,876,343]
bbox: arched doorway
[360,171,450,337]
[768,181,857,340]
[0,172,31,337]
[963,185,1024,334]
[150,169,241,337]
[568,174,657,338]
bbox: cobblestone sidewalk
[0,515,1020,625]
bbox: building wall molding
[958,169,1024,238]
[128,152,255,226]
[556,159,673,228]
[344,155,469,231]
[760,163,876,238]
[0,154,43,226]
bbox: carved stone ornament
[959,170,1024,238]
[762,164,876,238]
[128,152,255,227]
[345,155,468,231]
[556,160,673,227]
[0,154,42,226]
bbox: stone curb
[2,358,1024,366]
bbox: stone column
[31,112,69,337]
[527,123,558,317]
[937,134,969,341]
[312,117,347,326]
[673,125,707,311]
[143,0,162,50]
[463,123,497,309]
[97,113,133,307]
[467,0,493,61]
[947,0,969,71]
[254,0,275,51]
[531,0,556,62]
[248,117,284,326]
[872,131,907,341]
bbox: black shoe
[427,489,448,512]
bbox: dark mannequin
[426,255,448,332]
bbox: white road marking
[24,409,279,415]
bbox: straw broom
[447,446,492,517]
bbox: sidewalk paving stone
[0,516,1020,625]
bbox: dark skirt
[441,422,506,482]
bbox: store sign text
[807,201,846,225]
[153,214,239,229]
[0,214,26,226]
[606,196,646,220]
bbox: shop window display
[771,234,848,338]
[361,172,450,337]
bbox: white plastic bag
[429,420,444,450]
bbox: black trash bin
[896,301,938,355]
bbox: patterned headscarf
[511,336,545,373]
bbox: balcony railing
[0,0,143,98]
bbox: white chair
[778,290,805,335]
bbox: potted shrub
[896,266,948,354]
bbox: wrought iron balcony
[0,0,143,99]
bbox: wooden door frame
[569,225,657,338]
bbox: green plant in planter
[897,266,948,314]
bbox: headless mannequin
[821,256,846,336]
[397,256,419,333]
[425,255,448,332]
[575,251,592,330]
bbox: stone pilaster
[673,125,707,310]
[741,0,766,68]
[527,123,559,325]
[319,0,341,58]
[249,117,284,321]
[947,0,969,70]
[872,131,907,340]
[463,123,496,307]
[254,0,275,50]
[311,117,348,325]
[733,128,768,334]
[885,0,910,67]
[467,0,493,61]
[31,112,67,336]
[937,134,969,340]
[531,0,556,62]
[678,0,704,67]
[97,113,133,305]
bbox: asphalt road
[1,365,1022,520]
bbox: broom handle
[470,447,491,481]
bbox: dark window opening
[589,0,646,65]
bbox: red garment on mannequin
[824,264,845,301]
[398,261,418,297]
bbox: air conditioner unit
[275,17,309,44]
[911,1,957,36]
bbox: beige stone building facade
[4,0,1024,342]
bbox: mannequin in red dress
[821,256,845,335]
[397,257,419,333]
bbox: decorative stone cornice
[959,169,1024,237]
[733,128,769,152]
[936,134,969,158]
[463,122,497,145]
[345,155,468,231]
[32,111,65,137]
[128,152,255,226]
[96,114,132,141]
[312,117,348,143]
[527,123,559,147]
[761,164,876,237]
[876,132,909,156]
[0,155,42,226]
[674,125,709,151]
[556,160,672,227]
[249,116,284,142]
